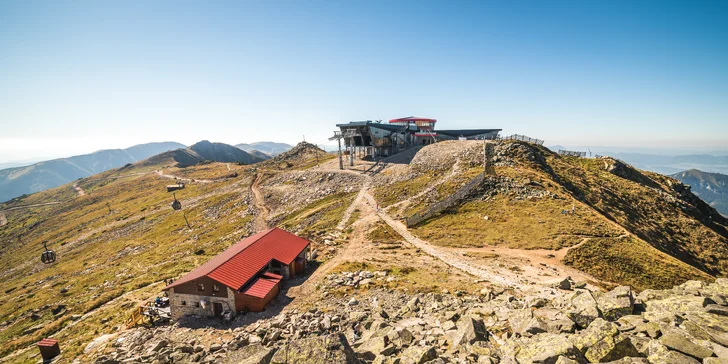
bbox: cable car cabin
[41,249,56,264]
[172,200,182,210]
[167,184,185,192]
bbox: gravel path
[155,169,215,184]
[251,173,271,232]
[336,178,371,231]
[364,192,518,287]
[73,181,87,196]
[0,201,62,212]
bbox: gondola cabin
[167,184,185,192]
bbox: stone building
[164,228,310,320]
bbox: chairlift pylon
[40,241,56,264]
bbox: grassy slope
[0,163,254,360]
[404,141,721,288]
[412,193,620,249]
[563,237,713,291]
[546,153,728,276]
[0,145,349,362]
[372,172,437,209]
[394,159,619,249]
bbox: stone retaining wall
[169,287,236,320]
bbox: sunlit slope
[547,150,728,276]
[0,162,255,359]
[374,140,723,289]
[0,142,343,360]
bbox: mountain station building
[335,116,501,159]
[164,228,310,320]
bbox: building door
[213,302,223,316]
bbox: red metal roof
[241,276,280,298]
[165,228,309,291]
[37,338,58,347]
[261,272,283,280]
[389,116,437,123]
[414,133,438,137]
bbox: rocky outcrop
[88,278,728,364]
[223,344,274,364]
[270,333,358,364]
[567,290,600,329]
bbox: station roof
[389,116,437,123]
[436,129,502,137]
[164,228,309,292]
[336,121,404,132]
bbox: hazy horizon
[2,0,727,162]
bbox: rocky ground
[85,275,728,364]
[261,170,365,220]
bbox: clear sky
[1,0,727,162]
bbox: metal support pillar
[337,138,343,170]
[349,141,354,166]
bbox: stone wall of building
[169,287,237,320]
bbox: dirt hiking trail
[73,181,86,196]
[251,173,271,232]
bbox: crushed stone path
[0,212,6,227]
[251,173,271,232]
[73,181,86,196]
[364,193,518,287]
[155,169,214,184]
[0,201,62,212]
[336,178,372,231]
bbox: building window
[181,301,186,306]
[197,283,204,291]
[213,284,220,292]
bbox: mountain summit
[143,140,265,168]
[235,141,292,156]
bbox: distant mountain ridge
[247,150,272,161]
[604,153,728,175]
[145,140,265,168]
[0,142,185,202]
[235,141,292,156]
[546,146,728,175]
[671,169,728,216]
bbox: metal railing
[499,134,545,145]
[558,150,587,157]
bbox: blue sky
[1,0,727,162]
